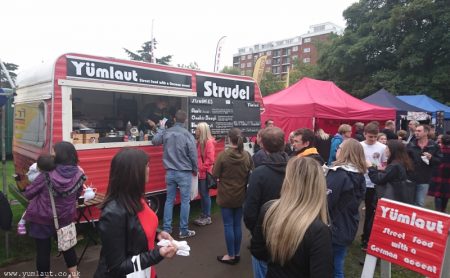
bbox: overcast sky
[2,0,357,73]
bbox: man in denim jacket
[152,110,198,238]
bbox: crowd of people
[19,113,449,277]
[243,118,446,277]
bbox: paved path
[0,213,254,277]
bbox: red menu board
[368,199,450,277]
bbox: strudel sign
[367,199,450,277]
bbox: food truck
[12,53,263,218]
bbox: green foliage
[289,58,319,85]
[123,39,173,65]
[177,62,200,70]
[220,66,241,75]
[317,0,450,103]
[0,62,18,88]
[259,72,285,96]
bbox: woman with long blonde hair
[327,138,367,278]
[194,122,215,226]
[251,157,333,277]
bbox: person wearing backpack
[326,138,367,278]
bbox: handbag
[200,151,217,189]
[206,172,217,189]
[376,179,415,205]
[126,254,151,278]
[45,173,77,252]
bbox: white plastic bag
[190,175,198,200]
[126,254,151,278]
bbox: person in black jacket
[407,124,442,207]
[95,149,177,278]
[381,120,398,140]
[326,138,367,278]
[353,122,365,142]
[315,128,331,162]
[369,140,415,204]
[244,127,289,278]
[250,157,333,278]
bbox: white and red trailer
[12,53,263,219]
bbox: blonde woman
[327,138,367,278]
[194,122,215,226]
[377,133,387,145]
[250,157,333,277]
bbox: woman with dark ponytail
[213,128,254,264]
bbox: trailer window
[14,102,46,147]
[71,89,183,144]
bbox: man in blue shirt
[152,110,198,238]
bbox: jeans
[251,255,267,278]
[198,179,211,217]
[362,187,377,244]
[333,243,348,278]
[163,170,192,234]
[415,183,429,207]
[221,207,243,257]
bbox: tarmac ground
[0,212,253,277]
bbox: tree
[288,58,319,85]
[259,72,285,96]
[177,62,200,70]
[0,62,18,88]
[124,39,173,65]
[317,0,450,103]
[220,66,241,75]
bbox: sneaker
[179,229,196,239]
[194,216,212,226]
[202,217,212,225]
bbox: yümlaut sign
[367,199,450,277]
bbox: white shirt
[361,141,387,188]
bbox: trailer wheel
[146,194,164,218]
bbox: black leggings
[35,238,77,277]
[362,188,377,243]
[435,197,449,212]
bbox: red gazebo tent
[261,78,396,135]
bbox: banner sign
[66,57,192,90]
[196,75,255,101]
[367,199,450,277]
[252,55,267,85]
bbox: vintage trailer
[12,53,263,218]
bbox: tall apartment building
[233,22,343,78]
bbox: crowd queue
[19,112,449,277]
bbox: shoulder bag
[45,173,77,252]
[126,254,151,278]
